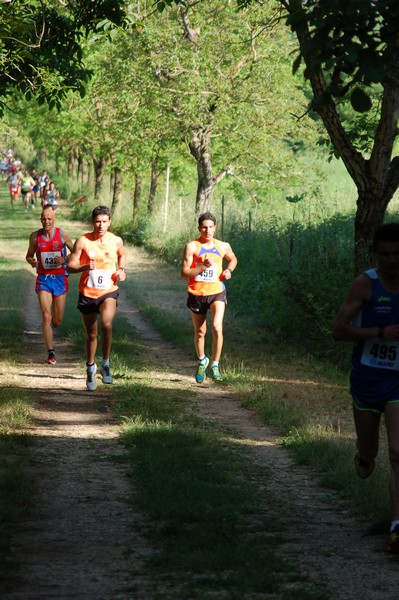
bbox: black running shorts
[186,290,227,315]
[77,290,119,314]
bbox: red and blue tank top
[36,227,67,276]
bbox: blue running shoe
[211,365,223,381]
[195,357,209,383]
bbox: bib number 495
[369,343,397,361]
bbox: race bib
[88,269,113,290]
[360,338,399,370]
[41,251,61,269]
[194,261,218,283]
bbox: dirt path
[2,277,154,599]
[3,247,399,599]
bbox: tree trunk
[37,148,47,165]
[93,157,105,202]
[133,173,142,225]
[79,156,86,186]
[111,166,123,215]
[189,129,214,214]
[188,128,232,214]
[147,159,161,216]
[87,161,93,187]
[354,193,391,274]
[67,152,74,178]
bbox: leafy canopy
[0,0,125,113]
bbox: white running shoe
[100,364,113,384]
[86,363,97,391]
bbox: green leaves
[0,0,126,115]
[290,0,397,110]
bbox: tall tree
[125,0,316,213]
[247,0,398,270]
[285,0,399,270]
[0,0,125,112]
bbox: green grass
[123,421,290,597]
[0,264,27,360]
[0,386,34,591]
[281,428,391,525]
[0,200,36,589]
[114,384,327,599]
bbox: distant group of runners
[2,149,60,211]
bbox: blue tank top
[352,269,399,371]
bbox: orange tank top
[187,239,226,296]
[78,232,119,299]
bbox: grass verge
[111,374,328,598]
[122,244,393,531]
[0,260,35,591]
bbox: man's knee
[195,328,206,341]
[51,317,62,328]
[101,316,114,332]
[212,322,223,336]
[42,311,52,326]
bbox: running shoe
[195,357,209,384]
[100,364,113,384]
[211,365,223,381]
[387,525,399,554]
[86,363,97,391]
[354,451,375,479]
[46,350,57,365]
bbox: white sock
[198,356,206,364]
[211,361,219,368]
[102,358,109,367]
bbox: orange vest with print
[188,239,226,296]
[78,232,119,299]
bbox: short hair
[41,206,56,216]
[373,223,399,251]
[198,212,216,226]
[92,205,111,220]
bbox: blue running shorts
[36,274,68,297]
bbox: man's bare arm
[25,232,38,268]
